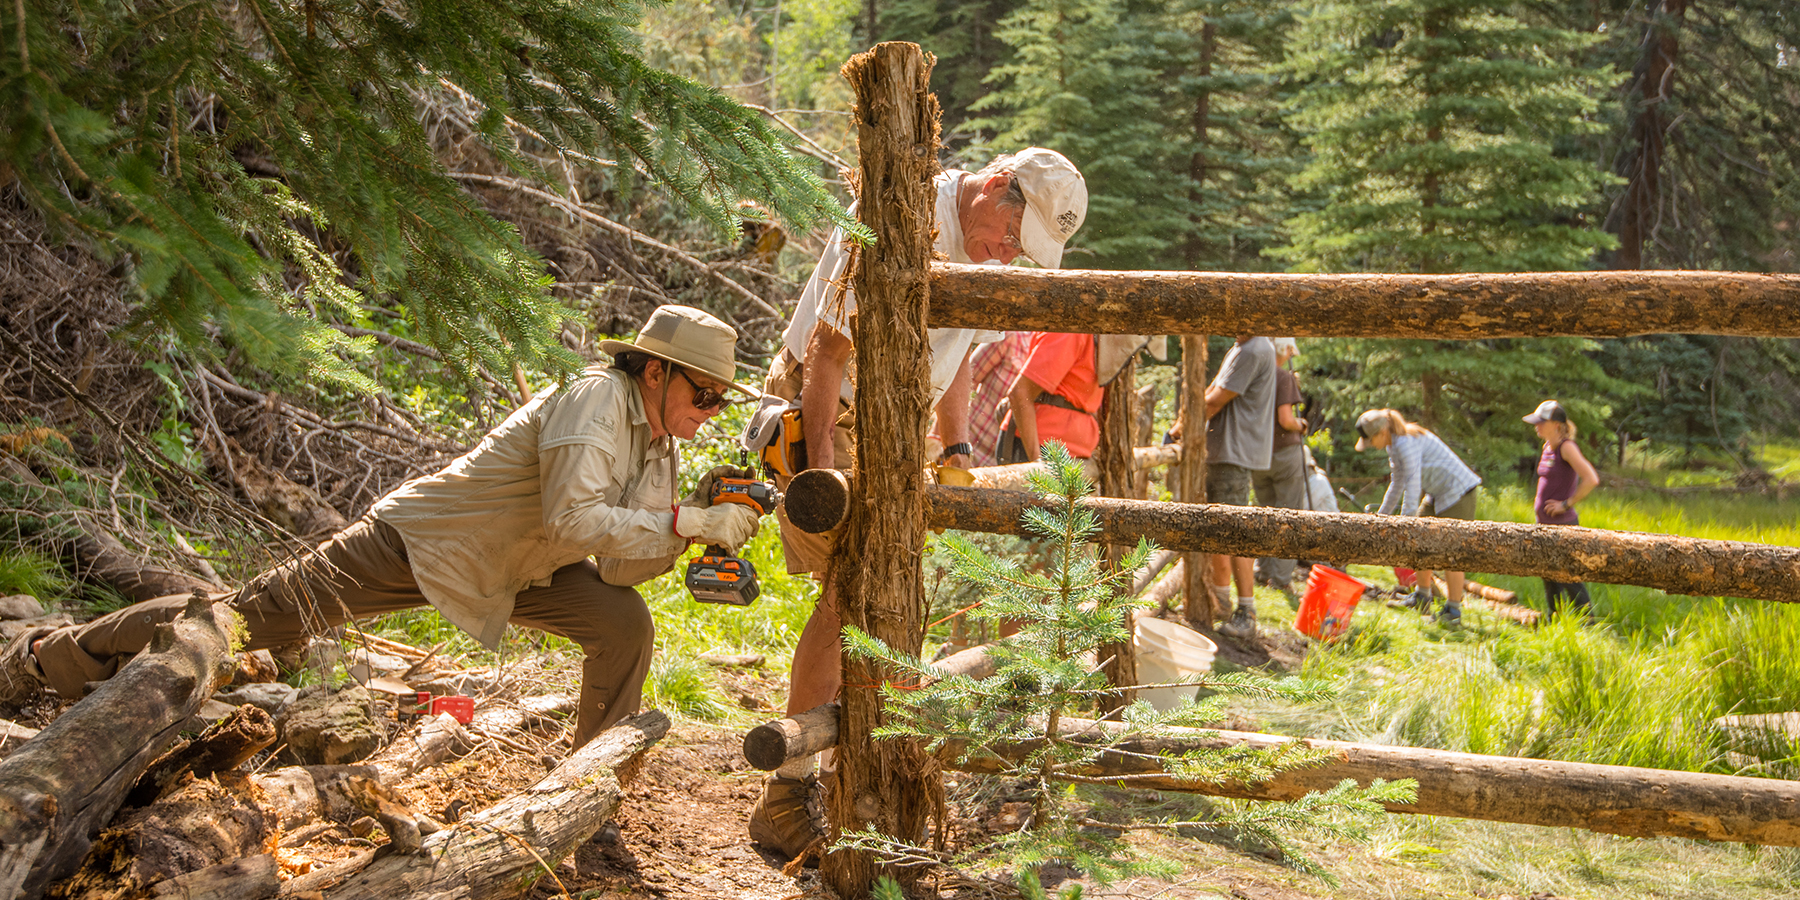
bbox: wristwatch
[940,442,973,460]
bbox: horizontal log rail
[966,444,1181,491]
[928,264,1800,338]
[746,703,1800,847]
[925,486,1800,603]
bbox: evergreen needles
[841,441,1417,891]
[1,0,855,387]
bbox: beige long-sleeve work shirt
[372,367,687,648]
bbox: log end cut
[786,468,850,534]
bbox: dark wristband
[941,442,973,460]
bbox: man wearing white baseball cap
[4,305,762,751]
[747,147,1087,859]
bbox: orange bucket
[1295,565,1366,641]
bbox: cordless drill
[684,472,780,606]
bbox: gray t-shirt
[1205,337,1277,470]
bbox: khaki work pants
[33,517,653,748]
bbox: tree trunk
[925,488,1800,604]
[736,705,1800,847]
[280,710,668,900]
[0,594,236,900]
[1609,0,1687,270]
[1178,337,1215,634]
[1094,359,1140,710]
[927,266,1800,338]
[828,42,941,898]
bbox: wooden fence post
[1177,335,1215,636]
[827,41,939,898]
[1095,357,1139,711]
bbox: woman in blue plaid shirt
[1355,408,1483,626]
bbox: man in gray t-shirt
[1203,336,1276,640]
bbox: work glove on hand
[681,465,755,509]
[673,502,761,552]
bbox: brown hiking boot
[747,773,827,860]
[0,626,55,711]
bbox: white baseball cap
[1271,337,1299,356]
[598,305,762,396]
[1009,148,1088,269]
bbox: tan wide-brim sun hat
[598,305,762,397]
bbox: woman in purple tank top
[1523,400,1600,619]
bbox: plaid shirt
[1378,431,1482,516]
[966,332,1030,466]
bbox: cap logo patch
[1056,210,1078,234]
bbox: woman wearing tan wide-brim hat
[4,305,763,750]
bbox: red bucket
[1296,565,1366,641]
[1393,567,1417,589]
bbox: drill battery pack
[685,548,760,606]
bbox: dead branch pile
[0,594,661,900]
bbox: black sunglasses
[674,366,728,411]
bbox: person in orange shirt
[998,331,1105,461]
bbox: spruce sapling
[841,441,1416,889]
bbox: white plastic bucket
[1132,613,1217,711]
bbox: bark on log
[744,702,843,771]
[363,713,471,783]
[828,41,940,898]
[125,704,277,807]
[146,854,277,900]
[281,709,668,900]
[54,772,273,900]
[736,703,1800,847]
[927,487,1800,604]
[928,265,1800,338]
[944,717,1800,847]
[0,593,236,900]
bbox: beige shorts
[766,352,857,578]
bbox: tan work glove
[672,502,760,552]
[680,464,754,509]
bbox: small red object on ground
[1393,567,1417,588]
[1296,565,1366,641]
[409,691,474,724]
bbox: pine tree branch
[448,171,784,320]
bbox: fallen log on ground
[928,265,1800,339]
[743,703,1800,847]
[53,772,273,900]
[125,704,277,807]
[925,486,1800,604]
[967,445,1182,492]
[744,702,842,771]
[282,708,669,899]
[0,593,237,900]
[1431,577,1537,626]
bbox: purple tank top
[1534,439,1579,525]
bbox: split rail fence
[823,40,1800,898]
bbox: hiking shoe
[748,774,827,861]
[1408,586,1434,612]
[0,626,54,711]
[1216,608,1258,641]
[1436,605,1463,629]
